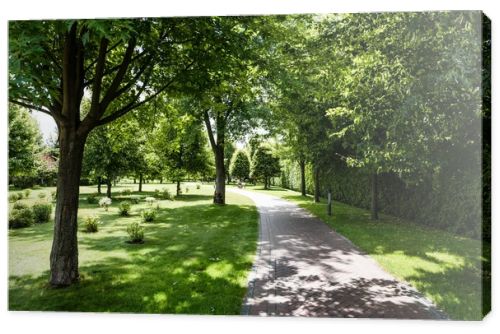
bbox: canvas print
[7,11,490,320]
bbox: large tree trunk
[106,179,112,198]
[97,176,102,194]
[49,127,86,287]
[214,148,226,204]
[371,172,379,220]
[313,165,320,203]
[299,159,306,196]
[176,180,181,196]
[139,173,143,192]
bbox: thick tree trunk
[139,173,143,192]
[214,148,226,204]
[106,179,112,198]
[299,159,306,196]
[49,128,86,287]
[313,165,320,203]
[176,180,181,196]
[371,172,379,220]
[97,176,102,194]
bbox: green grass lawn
[9,183,258,314]
[241,185,489,320]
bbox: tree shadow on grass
[9,203,259,315]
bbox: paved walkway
[230,188,447,319]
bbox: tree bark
[313,165,320,203]
[106,179,112,198]
[176,180,181,196]
[49,127,86,286]
[139,173,143,192]
[203,109,226,205]
[299,159,306,196]
[97,176,102,194]
[371,172,379,220]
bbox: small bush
[13,202,28,210]
[38,192,47,199]
[127,222,144,243]
[87,193,99,204]
[32,185,42,190]
[24,189,31,198]
[196,183,201,190]
[145,197,156,206]
[16,193,24,200]
[122,189,132,195]
[8,194,19,202]
[99,197,112,211]
[9,207,35,229]
[160,189,174,200]
[51,190,57,201]
[83,216,100,233]
[185,187,189,194]
[118,201,132,216]
[130,195,142,204]
[142,208,156,222]
[32,202,52,224]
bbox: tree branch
[9,99,55,119]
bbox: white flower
[145,197,156,205]
[99,197,112,211]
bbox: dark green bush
[9,207,35,228]
[23,189,31,198]
[142,208,156,222]
[8,194,18,202]
[37,192,47,199]
[160,189,173,200]
[127,222,144,243]
[87,193,98,204]
[32,202,52,224]
[83,216,100,233]
[118,201,132,216]
[13,202,28,210]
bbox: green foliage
[118,201,132,216]
[23,189,31,198]
[129,195,142,204]
[229,150,251,181]
[141,208,156,223]
[121,189,132,196]
[87,194,98,204]
[37,192,47,199]
[9,193,19,202]
[83,216,100,233]
[13,202,28,210]
[126,222,144,243]
[251,145,281,188]
[32,203,52,224]
[9,207,35,229]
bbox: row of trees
[9,12,487,286]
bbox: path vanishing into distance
[229,188,447,319]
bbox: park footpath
[229,188,447,319]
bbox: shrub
[51,190,57,201]
[160,189,173,200]
[38,192,47,199]
[87,193,99,204]
[99,197,112,211]
[13,202,28,210]
[130,195,142,204]
[32,202,52,224]
[127,222,144,243]
[145,197,156,206]
[185,187,189,194]
[196,183,201,190]
[23,189,31,198]
[142,208,156,222]
[9,207,35,229]
[118,201,132,216]
[121,189,132,195]
[32,185,42,190]
[83,216,100,233]
[16,193,24,200]
[8,194,18,202]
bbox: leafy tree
[8,104,43,188]
[9,18,210,285]
[251,145,281,189]
[229,150,250,181]
[224,141,236,184]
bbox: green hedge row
[278,160,485,239]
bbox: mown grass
[9,183,258,314]
[243,185,489,320]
